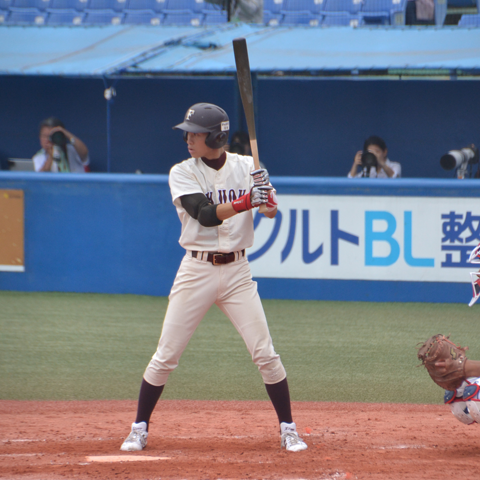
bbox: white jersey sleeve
[169,153,256,253]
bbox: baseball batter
[120,103,307,453]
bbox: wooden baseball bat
[232,37,267,213]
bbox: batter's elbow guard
[198,204,223,227]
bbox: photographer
[348,135,401,179]
[33,117,90,173]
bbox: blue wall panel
[1,76,480,179]
[0,173,477,304]
[0,173,184,295]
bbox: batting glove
[232,185,273,213]
[250,168,269,186]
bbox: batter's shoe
[280,422,308,452]
[120,422,148,451]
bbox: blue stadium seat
[123,9,163,22]
[203,9,227,23]
[321,12,363,23]
[0,0,11,8]
[127,0,165,11]
[6,8,47,22]
[83,8,124,22]
[458,12,480,25]
[282,0,325,13]
[11,0,51,10]
[162,10,202,23]
[281,10,321,24]
[167,0,204,12]
[49,0,90,11]
[0,8,9,21]
[264,0,284,13]
[361,0,407,25]
[87,0,127,10]
[323,0,362,13]
[263,10,283,24]
[46,9,85,22]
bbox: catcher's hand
[417,334,468,390]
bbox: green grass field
[1,291,478,404]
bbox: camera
[440,144,479,179]
[361,151,378,169]
[50,130,68,147]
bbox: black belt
[191,250,245,265]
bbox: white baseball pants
[143,252,286,387]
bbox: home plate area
[1,399,480,480]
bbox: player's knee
[445,385,476,425]
[464,384,480,423]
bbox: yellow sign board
[0,189,25,272]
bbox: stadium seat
[87,0,127,10]
[321,12,363,24]
[46,9,84,22]
[203,9,227,23]
[361,0,407,24]
[49,0,89,11]
[322,0,362,13]
[167,0,204,12]
[264,0,284,13]
[458,12,480,24]
[123,9,163,22]
[162,10,202,23]
[6,8,47,22]
[83,8,124,22]
[282,0,325,13]
[263,10,282,24]
[281,10,321,24]
[0,0,11,8]
[126,0,166,11]
[11,0,51,10]
[0,8,9,21]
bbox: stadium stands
[0,0,479,26]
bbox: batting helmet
[173,103,230,150]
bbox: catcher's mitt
[417,334,468,390]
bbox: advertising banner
[248,195,479,284]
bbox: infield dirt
[1,399,478,480]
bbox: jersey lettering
[218,189,247,204]
[218,190,228,204]
[205,191,213,203]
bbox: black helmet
[173,103,229,149]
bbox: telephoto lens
[50,130,68,147]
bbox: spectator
[33,117,90,173]
[348,135,401,178]
[406,0,435,25]
[228,131,251,156]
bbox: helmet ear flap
[205,131,228,149]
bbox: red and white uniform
[143,152,286,387]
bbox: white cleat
[120,422,148,451]
[280,422,308,452]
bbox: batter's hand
[266,188,277,211]
[250,185,273,207]
[250,168,269,186]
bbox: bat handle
[259,204,268,214]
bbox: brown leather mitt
[417,334,468,390]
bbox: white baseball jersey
[169,152,255,253]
